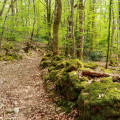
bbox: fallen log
[82,70,110,77]
[82,70,120,82]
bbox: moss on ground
[100,77,113,84]
[100,67,113,74]
[84,62,99,69]
[40,60,51,68]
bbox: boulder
[77,81,120,119]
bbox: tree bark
[106,0,113,69]
[110,9,115,60]
[30,0,36,43]
[77,0,84,60]
[0,0,17,49]
[117,0,120,61]
[46,0,52,48]
[67,0,75,57]
[53,0,62,55]
[0,0,8,17]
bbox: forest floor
[0,50,71,120]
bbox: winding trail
[0,51,67,120]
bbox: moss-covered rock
[80,77,89,82]
[5,56,14,61]
[84,62,99,69]
[56,71,88,100]
[51,55,64,67]
[48,66,56,72]
[101,77,113,84]
[44,53,53,57]
[77,82,120,120]
[56,60,67,69]
[52,55,64,61]
[78,67,92,72]
[65,59,84,72]
[44,75,50,82]
[40,60,51,68]
[0,54,4,61]
[56,69,65,80]
[12,54,22,60]
[49,70,59,82]
[41,57,50,62]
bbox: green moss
[78,81,88,89]
[68,71,79,82]
[51,60,59,66]
[84,62,99,69]
[12,54,22,60]
[64,64,77,72]
[5,56,14,61]
[52,55,64,61]
[77,82,120,119]
[80,77,89,82]
[100,67,113,74]
[41,57,50,62]
[44,75,50,82]
[65,59,84,72]
[48,66,56,72]
[45,53,53,57]
[109,59,118,67]
[40,60,51,68]
[78,67,92,72]
[56,60,66,69]
[72,59,84,68]
[66,87,80,100]
[0,54,4,61]
[49,70,59,81]
[101,77,113,84]
[3,42,14,51]
[56,69,65,80]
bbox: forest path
[0,51,66,120]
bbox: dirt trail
[0,51,67,120]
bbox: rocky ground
[0,51,74,120]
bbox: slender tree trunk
[71,0,75,57]
[28,0,31,28]
[106,0,113,69]
[117,0,120,61]
[110,9,115,60]
[67,0,75,57]
[77,0,84,60]
[37,7,40,37]
[90,0,96,52]
[0,0,8,17]
[0,0,17,49]
[30,0,36,43]
[53,0,62,55]
[46,0,52,48]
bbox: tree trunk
[0,0,8,17]
[67,0,75,57]
[46,0,52,48]
[77,0,84,60]
[117,0,120,61]
[30,0,36,43]
[110,9,115,60]
[53,0,62,55]
[0,0,17,49]
[106,0,113,69]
